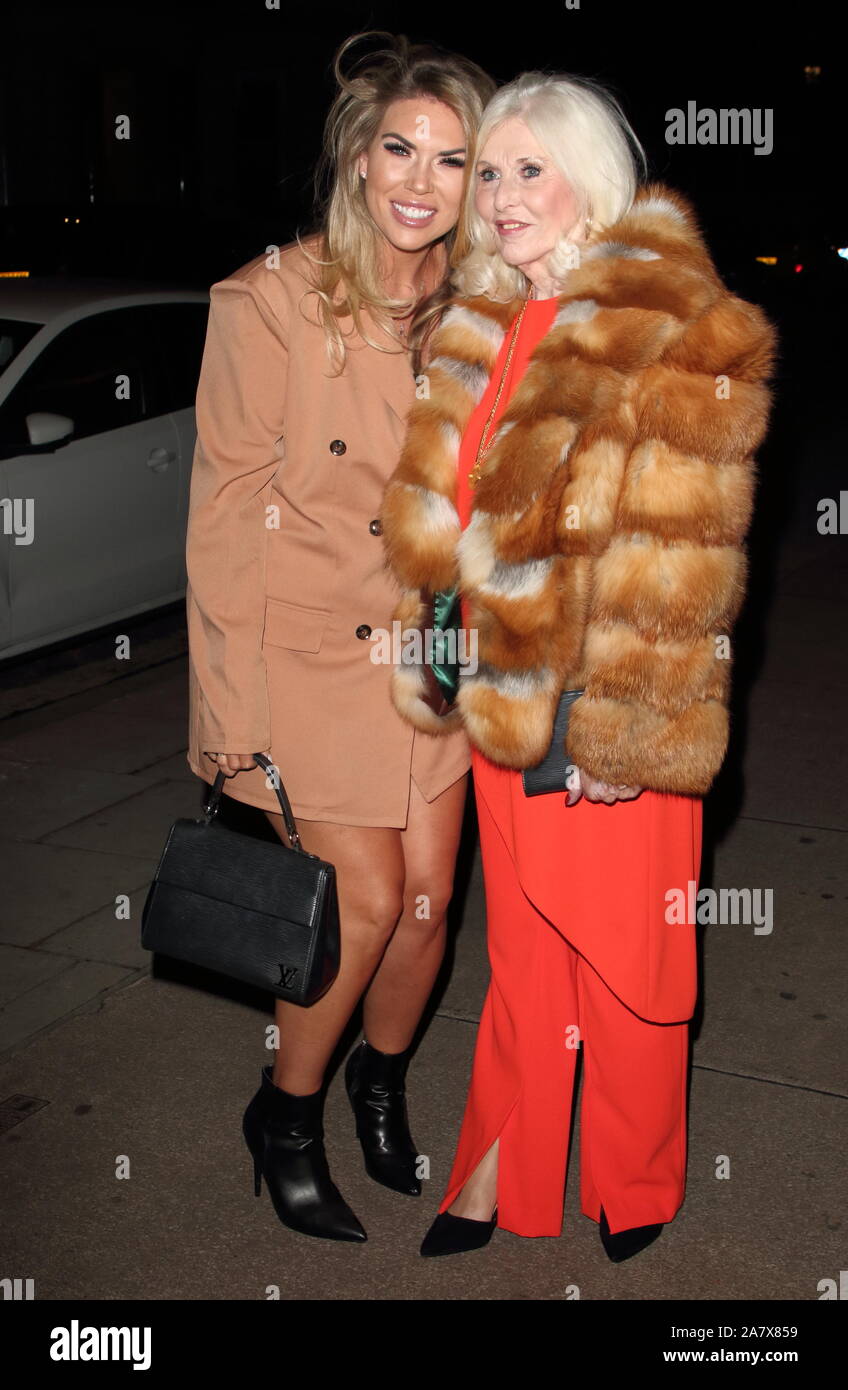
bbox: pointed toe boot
[243,1065,366,1242]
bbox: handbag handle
[202,752,304,851]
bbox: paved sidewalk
[1,497,845,1299]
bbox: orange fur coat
[379,183,778,795]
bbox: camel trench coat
[185,237,471,824]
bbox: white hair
[453,72,648,300]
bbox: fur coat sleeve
[379,183,778,796]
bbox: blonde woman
[381,73,776,1258]
[185,33,495,1242]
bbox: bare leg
[447,1138,499,1220]
[362,773,468,1053]
[263,813,405,1094]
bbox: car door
[0,306,182,655]
[130,301,210,588]
[0,316,44,651]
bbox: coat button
[355,624,372,640]
[368,518,383,535]
[329,439,346,455]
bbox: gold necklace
[468,288,534,488]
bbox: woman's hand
[203,752,260,778]
[565,767,643,806]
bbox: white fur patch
[479,556,554,601]
[632,195,688,224]
[439,419,461,456]
[585,242,661,262]
[429,355,490,402]
[447,305,508,353]
[457,510,496,587]
[402,483,459,533]
[555,298,598,327]
[460,662,557,701]
[490,419,516,448]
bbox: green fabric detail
[430,586,461,703]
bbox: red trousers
[438,764,692,1238]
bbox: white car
[0,280,210,660]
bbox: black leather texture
[141,754,340,1006]
[521,689,586,797]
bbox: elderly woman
[380,72,776,1259]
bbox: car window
[129,303,209,414]
[0,318,42,377]
[0,308,152,450]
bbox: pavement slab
[0,971,841,1301]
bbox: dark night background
[1,0,843,288]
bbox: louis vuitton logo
[277,964,299,990]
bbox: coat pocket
[262,596,330,652]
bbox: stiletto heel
[243,1065,366,1242]
[420,1206,498,1257]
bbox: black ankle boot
[420,1207,498,1257]
[344,1039,422,1196]
[599,1206,663,1262]
[243,1065,366,1242]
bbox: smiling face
[475,115,587,289]
[357,96,467,255]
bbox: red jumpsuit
[438,296,704,1238]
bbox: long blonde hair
[452,72,648,301]
[298,31,495,375]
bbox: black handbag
[140,752,340,1006]
[521,689,586,796]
